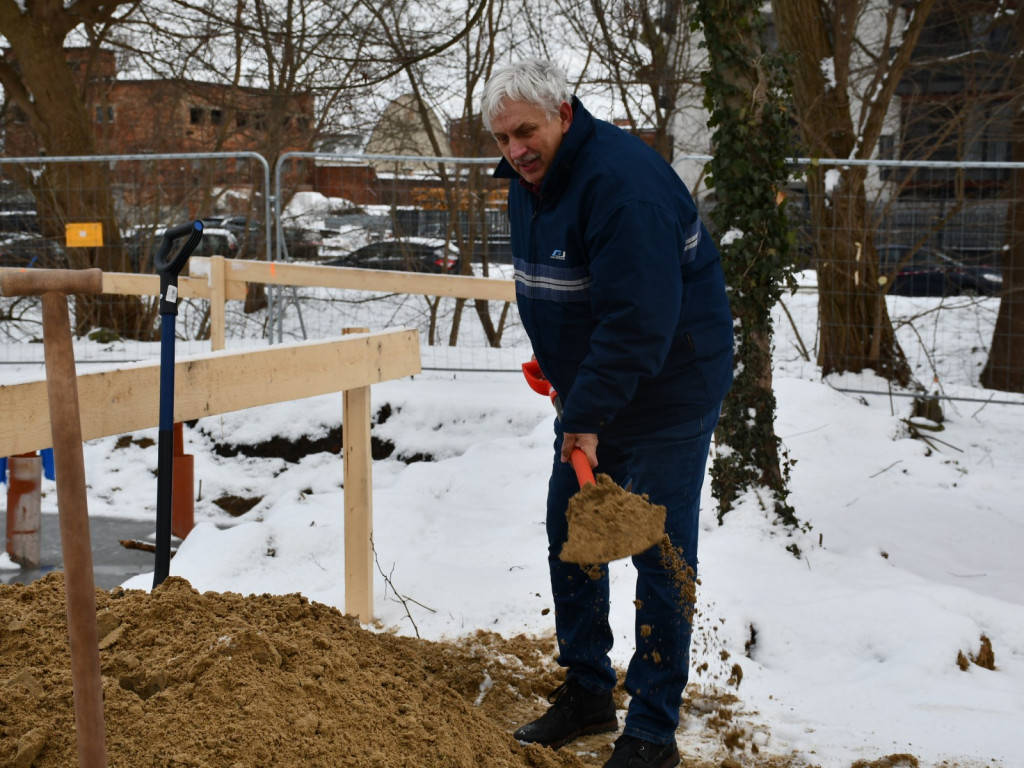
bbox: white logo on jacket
[550,249,566,261]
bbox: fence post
[209,255,227,352]
[342,327,373,622]
[5,453,42,569]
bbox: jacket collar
[493,96,594,199]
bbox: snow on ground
[2,287,1022,767]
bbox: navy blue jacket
[496,98,733,439]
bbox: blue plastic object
[42,448,55,480]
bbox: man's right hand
[561,431,598,468]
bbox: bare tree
[963,4,1024,392]
[0,0,144,334]
[552,0,703,161]
[354,0,531,348]
[687,0,799,526]
[772,0,938,385]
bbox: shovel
[152,221,204,587]
[521,360,666,564]
[1,268,107,767]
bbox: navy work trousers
[546,404,720,745]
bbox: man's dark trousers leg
[546,405,720,744]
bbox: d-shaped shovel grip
[154,220,204,316]
[154,220,204,277]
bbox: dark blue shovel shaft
[153,314,177,587]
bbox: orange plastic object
[171,422,195,539]
[569,447,596,487]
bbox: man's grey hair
[481,58,572,131]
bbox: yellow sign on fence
[66,222,103,247]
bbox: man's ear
[559,101,573,134]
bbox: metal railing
[2,151,1022,404]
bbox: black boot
[513,679,618,748]
[603,735,680,768]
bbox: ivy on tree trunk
[690,0,798,527]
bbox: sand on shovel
[559,473,667,564]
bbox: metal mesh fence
[772,157,1022,404]
[266,152,528,372]
[2,151,1022,403]
[0,152,272,365]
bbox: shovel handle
[1,267,103,297]
[570,447,595,487]
[524,360,593,485]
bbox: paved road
[1,511,159,590]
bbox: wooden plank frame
[0,256,514,620]
[0,329,421,622]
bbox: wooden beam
[102,271,248,301]
[3,261,512,302]
[218,259,517,302]
[208,255,227,351]
[0,329,420,457]
[0,268,246,302]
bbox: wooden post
[342,327,373,622]
[208,255,226,352]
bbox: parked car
[324,238,460,274]
[203,216,267,258]
[878,243,1003,297]
[281,226,323,261]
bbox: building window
[236,111,249,127]
[190,106,204,125]
[902,97,1013,164]
[95,105,115,123]
[211,109,223,126]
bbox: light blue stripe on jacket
[514,258,592,302]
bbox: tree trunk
[772,0,922,385]
[0,8,147,337]
[694,0,798,526]
[980,10,1024,391]
[811,166,913,384]
[980,172,1024,391]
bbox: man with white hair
[481,59,733,768]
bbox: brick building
[2,47,314,222]
[3,48,313,158]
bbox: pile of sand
[0,572,842,768]
[0,574,583,768]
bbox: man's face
[490,99,572,185]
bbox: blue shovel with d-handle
[153,220,203,587]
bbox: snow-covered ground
[2,282,1022,767]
